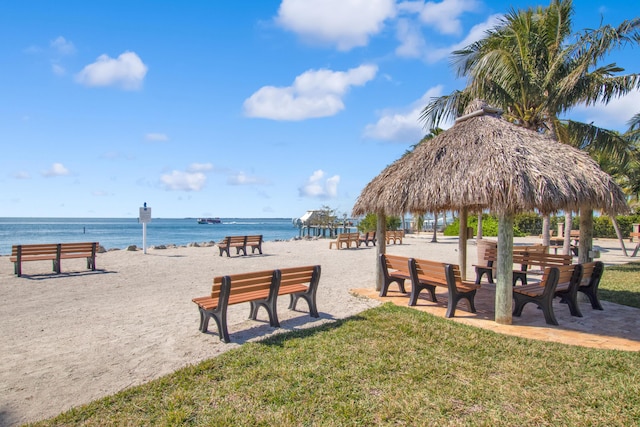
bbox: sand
[0,235,635,426]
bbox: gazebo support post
[495,214,514,324]
[579,208,594,264]
[375,213,387,292]
[458,207,468,280]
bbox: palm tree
[420,0,640,258]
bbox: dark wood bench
[10,242,99,277]
[358,231,377,247]
[379,254,411,296]
[408,257,480,318]
[329,232,359,249]
[217,235,264,257]
[192,265,321,342]
[513,264,583,325]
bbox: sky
[1,0,640,219]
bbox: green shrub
[443,214,526,237]
[357,213,402,232]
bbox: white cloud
[75,51,148,90]
[418,13,501,63]
[364,85,446,142]
[276,0,396,51]
[299,170,340,198]
[13,171,31,179]
[395,18,426,58]
[244,64,378,120]
[52,63,66,76]
[144,133,169,142]
[227,172,266,185]
[417,0,480,36]
[571,89,640,131]
[187,163,213,172]
[50,36,76,55]
[92,190,110,197]
[42,163,70,177]
[160,170,206,191]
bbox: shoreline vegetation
[2,236,639,426]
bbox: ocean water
[0,217,305,255]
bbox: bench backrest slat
[412,258,447,281]
[383,254,409,272]
[12,244,60,256]
[212,269,276,298]
[279,265,320,287]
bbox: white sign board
[139,207,152,224]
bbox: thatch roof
[353,103,628,217]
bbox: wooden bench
[408,257,480,318]
[513,264,583,325]
[10,242,98,277]
[379,254,411,296]
[473,246,545,285]
[245,235,263,255]
[577,261,605,310]
[192,265,321,342]
[515,252,572,284]
[358,231,377,247]
[217,235,264,257]
[386,230,404,244]
[329,232,359,249]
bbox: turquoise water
[0,218,304,255]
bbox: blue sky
[2,0,639,219]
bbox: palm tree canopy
[420,0,640,147]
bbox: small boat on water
[197,217,221,224]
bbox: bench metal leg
[513,293,559,326]
[408,282,437,306]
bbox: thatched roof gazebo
[352,101,628,324]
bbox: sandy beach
[0,235,636,426]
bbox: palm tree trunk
[542,215,550,246]
[496,214,514,325]
[376,214,387,292]
[611,215,629,257]
[563,212,573,256]
[431,211,438,242]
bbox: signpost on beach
[139,203,151,254]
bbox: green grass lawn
[29,263,640,426]
[598,262,640,308]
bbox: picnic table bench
[10,242,99,277]
[513,264,583,325]
[217,235,264,257]
[192,265,321,342]
[329,232,359,249]
[379,254,480,318]
[550,230,580,255]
